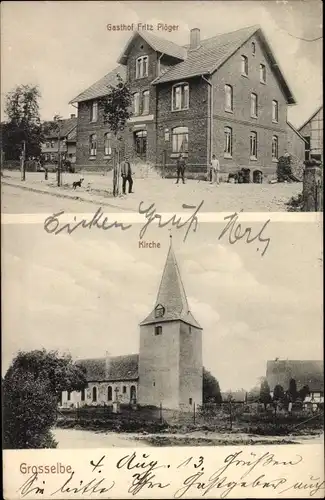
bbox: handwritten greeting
[13,447,324,499]
[43,204,271,255]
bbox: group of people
[119,153,221,195]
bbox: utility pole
[21,140,26,181]
[57,129,61,187]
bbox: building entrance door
[134,130,147,160]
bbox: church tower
[138,238,203,410]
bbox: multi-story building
[71,25,296,180]
[41,115,77,164]
[298,105,323,163]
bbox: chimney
[190,28,200,50]
[70,113,76,119]
[105,351,111,379]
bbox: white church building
[60,239,203,410]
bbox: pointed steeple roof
[140,237,202,329]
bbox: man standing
[121,159,133,194]
[176,153,186,184]
[210,154,220,185]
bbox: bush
[3,372,58,449]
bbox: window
[133,92,140,115]
[92,387,97,402]
[155,304,165,318]
[89,134,97,156]
[224,126,233,157]
[260,64,266,83]
[251,93,258,118]
[81,388,85,401]
[107,386,112,401]
[272,135,278,160]
[90,101,98,122]
[45,142,50,148]
[104,133,112,156]
[155,326,162,336]
[130,385,136,402]
[172,126,188,153]
[189,398,193,405]
[67,391,71,401]
[123,386,127,394]
[272,100,278,122]
[50,141,55,148]
[136,56,148,78]
[241,55,248,76]
[224,85,233,112]
[250,131,257,159]
[134,130,147,155]
[252,42,256,56]
[172,83,189,111]
[142,90,150,115]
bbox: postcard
[1,0,323,499]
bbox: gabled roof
[77,354,139,382]
[152,25,296,105]
[117,31,187,65]
[152,25,258,84]
[70,65,126,104]
[287,121,307,143]
[140,239,202,329]
[43,117,77,140]
[266,360,323,393]
[298,105,323,132]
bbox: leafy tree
[100,74,133,137]
[298,385,310,401]
[3,349,87,449]
[3,84,43,160]
[273,384,285,401]
[259,378,272,410]
[287,378,298,402]
[100,74,133,196]
[203,368,222,403]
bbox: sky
[2,219,322,391]
[1,0,323,128]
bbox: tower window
[154,326,162,336]
[155,304,165,318]
[189,398,193,405]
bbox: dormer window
[172,83,189,111]
[136,56,148,79]
[155,304,165,318]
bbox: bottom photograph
[2,217,323,449]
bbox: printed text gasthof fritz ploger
[107,23,179,32]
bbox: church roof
[77,354,139,382]
[266,360,323,393]
[140,239,202,329]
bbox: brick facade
[73,28,295,181]
[211,34,288,180]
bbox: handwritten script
[16,449,324,499]
[43,204,270,255]
[218,210,271,256]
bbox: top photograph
[1,0,323,213]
